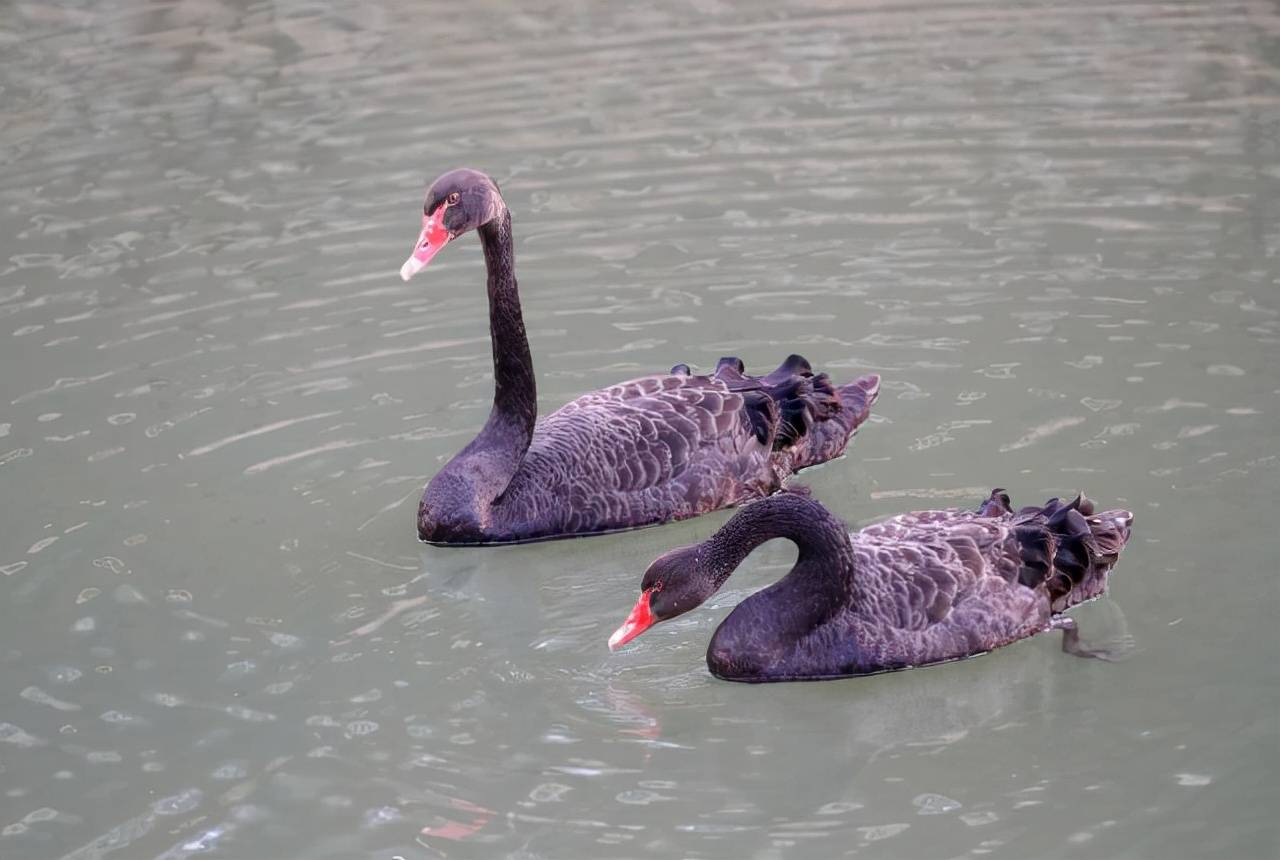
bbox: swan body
[609,489,1134,682]
[401,169,879,545]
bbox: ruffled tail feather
[979,489,1134,612]
[708,355,879,463]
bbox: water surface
[1,0,1278,857]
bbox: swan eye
[446,192,460,206]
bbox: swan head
[608,544,719,650]
[400,168,506,281]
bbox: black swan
[400,168,881,545]
[608,489,1134,682]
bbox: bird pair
[399,169,1135,683]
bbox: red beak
[400,208,452,281]
[608,589,656,651]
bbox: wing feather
[524,373,764,495]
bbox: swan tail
[709,356,878,465]
[1005,492,1134,612]
[784,370,879,467]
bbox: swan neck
[477,207,536,450]
[703,494,853,589]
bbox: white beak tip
[400,257,425,282]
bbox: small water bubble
[306,715,340,728]
[338,606,367,623]
[913,793,962,815]
[165,590,193,604]
[345,720,380,737]
[350,688,382,704]
[2,822,28,836]
[363,806,401,827]
[72,617,95,633]
[220,660,257,680]
[960,811,999,826]
[154,788,203,815]
[28,535,58,554]
[615,789,672,805]
[92,556,128,575]
[267,632,302,649]
[1,561,29,577]
[76,588,100,604]
[225,705,275,723]
[1175,773,1211,787]
[817,801,864,815]
[107,413,136,426]
[142,761,165,773]
[212,762,247,780]
[182,827,225,852]
[123,534,147,546]
[100,710,147,727]
[47,665,82,684]
[38,413,61,423]
[858,823,910,841]
[529,783,571,803]
[263,681,294,695]
[146,692,185,707]
[86,751,123,763]
[23,807,58,823]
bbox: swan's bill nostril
[400,212,453,281]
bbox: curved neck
[701,495,857,676]
[702,493,854,593]
[445,208,537,505]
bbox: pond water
[2,0,1278,857]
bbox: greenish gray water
[2,0,1278,857]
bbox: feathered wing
[491,356,879,540]
[838,490,1133,671]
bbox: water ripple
[1,0,1276,858]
